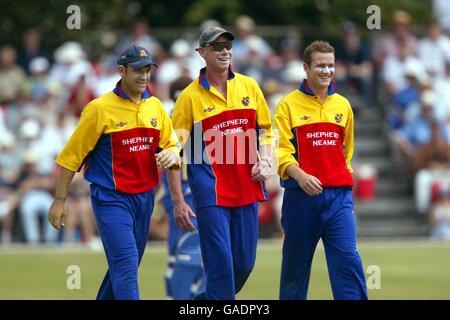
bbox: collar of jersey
[198,65,235,90]
[113,80,153,100]
[299,79,337,96]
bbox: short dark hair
[303,41,335,65]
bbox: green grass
[0,240,449,300]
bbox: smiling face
[198,35,232,73]
[119,64,152,96]
[304,51,335,89]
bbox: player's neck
[121,83,142,104]
[206,66,228,84]
[308,82,328,103]
[205,68,228,98]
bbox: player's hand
[156,150,179,169]
[173,200,196,232]
[48,199,67,231]
[297,172,323,196]
[251,159,271,182]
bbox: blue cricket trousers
[195,203,258,300]
[279,187,368,300]
[90,184,154,300]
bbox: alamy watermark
[366,265,381,290]
[66,5,81,30]
[66,265,81,290]
[366,5,381,30]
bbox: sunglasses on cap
[205,41,233,52]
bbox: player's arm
[48,167,76,231]
[166,168,196,232]
[286,164,322,196]
[50,101,103,230]
[251,80,274,181]
[274,99,322,195]
[343,103,355,173]
[156,106,181,170]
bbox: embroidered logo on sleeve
[203,106,216,113]
[116,121,128,127]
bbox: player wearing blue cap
[48,45,180,300]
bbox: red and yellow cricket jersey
[274,80,354,188]
[56,82,180,194]
[172,67,273,208]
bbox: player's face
[199,35,232,73]
[304,52,335,89]
[119,65,152,95]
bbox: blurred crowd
[378,11,450,241]
[0,9,449,246]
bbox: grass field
[1,239,449,300]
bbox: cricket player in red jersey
[274,40,368,300]
[48,45,180,300]
[167,26,273,300]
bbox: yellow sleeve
[158,100,180,153]
[252,79,274,146]
[273,99,299,180]
[171,89,194,147]
[158,100,181,168]
[343,103,354,173]
[55,101,103,172]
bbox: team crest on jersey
[241,96,250,106]
[115,121,128,127]
[203,106,215,113]
[300,115,312,121]
[150,118,157,127]
[335,113,343,123]
[139,50,148,57]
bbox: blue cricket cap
[117,45,159,68]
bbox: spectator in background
[262,79,284,113]
[17,29,49,74]
[388,59,430,130]
[0,46,27,104]
[158,39,201,85]
[26,57,58,103]
[115,18,162,59]
[382,40,425,96]
[429,183,450,241]
[68,75,96,118]
[156,39,203,105]
[335,21,373,109]
[232,15,273,70]
[433,60,450,119]
[18,151,58,245]
[94,57,121,97]
[0,130,20,243]
[373,10,418,68]
[418,23,450,78]
[433,0,450,34]
[390,90,443,179]
[237,36,270,84]
[49,41,97,109]
[414,120,450,215]
[280,39,306,92]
